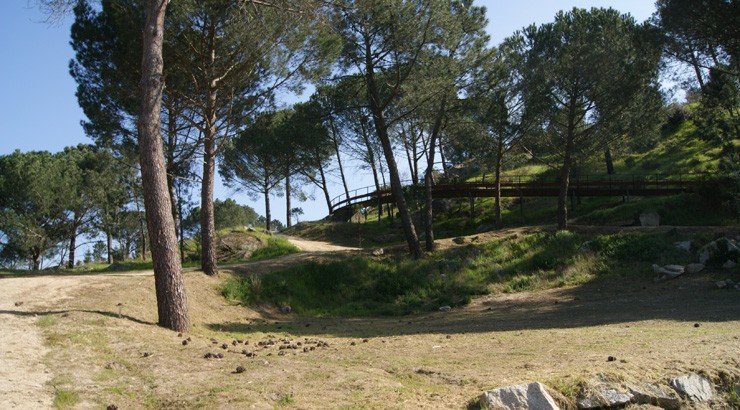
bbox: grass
[52,389,79,409]
[246,237,300,262]
[222,228,724,316]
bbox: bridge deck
[329,175,702,214]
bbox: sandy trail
[1,271,154,409]
[0,238,346,408]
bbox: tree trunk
[494,139,504,229]
[200,92,218,276]
[285,172,292,228]
[361,121,382,219]
[106,230,113,264]
[424,95,447,252]
[557,135,575,230]
[264,185,272,232]
[329,117,350,201]
[31,247,41,271]
[67,215,78,269]
[604,147,615,175]
[317,154,332,212]
[404,138,418,185]
[439,135,448,175]
[364,57,422,258]
[138,0,189,333]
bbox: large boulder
[629,383,681,409]
[217,232,263,260]
[480,382,560,410]
[670,374,713,402]
[698,237,740,265]
[577,388,633,409]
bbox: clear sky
[0,1,658,226]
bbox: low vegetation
[222,228,731,317]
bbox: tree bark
[329,117,350,201]
[494,139,504,229]
[424,95,447,252]
[106,230,113,264]
[264,185,272,232]
[604,147,615,175]
[31,247,41,271]
[557,134,576,230]
[67,214,78,269]
[285,173,292,228]
[200,87,218,276]
[317,154,332,212]
[138,0,189,332]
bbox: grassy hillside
[224,226,740,317]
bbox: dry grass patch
[27,257,740,409]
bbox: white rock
[670,374,713,402]
[652,264,685,279]
[716,281,728,289]
[372,248,384,256]
[480,382,560,410]
[722,260,737,269]
[438,306,451,312]
[673,241,692,252]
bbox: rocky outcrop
[480,382,560,410]
[629,383,681,409]
[577,387,633,409]
[670,374,713,402]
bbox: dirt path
[0,238,347,408]
[281,236,360,253]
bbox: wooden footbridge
[329,173,704,215]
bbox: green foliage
[246,237,300,262]
[223,229,714,317]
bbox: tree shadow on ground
[206,271,740,338]
[0,308,155,326]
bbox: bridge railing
[329,173,708,213]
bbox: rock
[278,305,292,314]
[685,263,705,274]
[673,241,692,252]
[639,213,660,226]
[577,242,593,254]
[722,260,737,269]
[629,384,681,410]
[480,382,560,410]
[14,301,23,307]
[698,237,740,265]
[438,306,451,312]
[716,280,728,289]
[670,374,713,402]
[577,388,633,409]
[107,405,118,410]
[652,264,685,280]
[235,366,246,374]
[452,237,466,244]
[372,248,384,256]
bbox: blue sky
[0,1,657,225]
